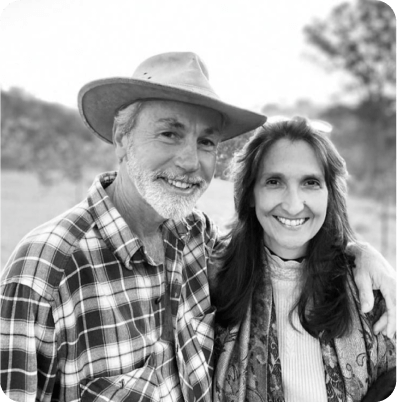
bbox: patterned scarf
[213,258,395,402]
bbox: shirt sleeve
[1,282,58,402]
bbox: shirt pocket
[79,357,159,402]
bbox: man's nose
[281,188,305,216]
[174,141,200,173]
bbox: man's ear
[113,129,128,163]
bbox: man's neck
[105,167,165,240]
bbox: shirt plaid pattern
[1,172,221,402]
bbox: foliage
[304,0,396,200]
[215,131,254,179]
[304,0,395,103]
[321,104,396,195]
[215,100,331,180]
[1,88,116,185]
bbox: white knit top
[268,252,328,402]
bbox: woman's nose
[281,188,305,216]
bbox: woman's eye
[265,179,280,186]
[305,179,321,187]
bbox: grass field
[1,170,395,268]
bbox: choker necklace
[266,247,306,263]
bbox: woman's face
[253,138,328,259]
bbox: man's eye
[200,139,216,147]
[161,131,176,138]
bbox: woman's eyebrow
[260,171,283,177]
[301,173,325,180]
[260,172,324,180]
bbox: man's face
[124,100,223,221]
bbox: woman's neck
[266,246,306,263]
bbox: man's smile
[156,174,204,195]
[164,178,194,189]
[156,171,204,187]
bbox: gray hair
[112,100,146,142]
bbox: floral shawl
[213,260,396,402]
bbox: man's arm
[349,242,396,338]
[1,282,58,401]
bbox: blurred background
[1,0,395,267]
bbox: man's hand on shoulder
[350,242,396,338]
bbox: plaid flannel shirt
[1,172,222,402]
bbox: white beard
[125,143,208,221]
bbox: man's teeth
[276,217,306,227]
[166,179,193,189]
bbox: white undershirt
[268,253,328,402]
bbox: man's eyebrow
[156,118,222,135]
[204,127,222,135]
[156,118,185,129]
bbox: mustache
[154,171,207,186]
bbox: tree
[304,0,395,104]
[304,0,396,255]
[215,131,254,180]
[1,88,116,200]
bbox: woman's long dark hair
[213,117,356,341]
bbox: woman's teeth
[276,216,307,227]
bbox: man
[1,52,395,402]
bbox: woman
[212,117,396,402]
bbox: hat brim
[78,78,267,144]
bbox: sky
[0,0,395,112]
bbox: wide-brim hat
[78,52,267,144]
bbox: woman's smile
[273,215,310,228]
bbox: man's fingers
[373,314,387,335]
[372,284,396,337]
[381,286,396,338]
[354,273,375,313]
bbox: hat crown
[132,52,219,99]
[78,51,267,144]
